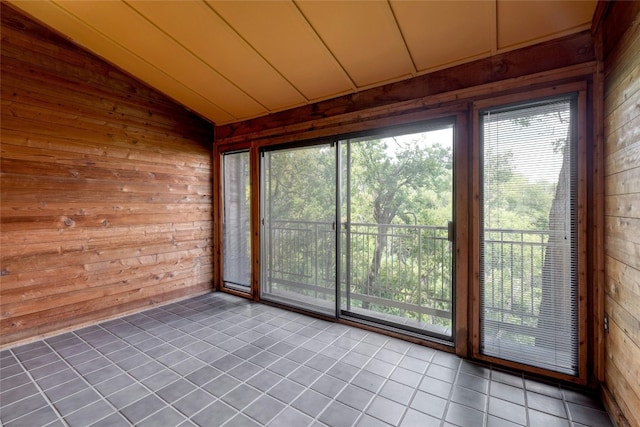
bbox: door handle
[447,221,454,242]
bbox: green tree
[266,146,336,222]
[347,136,452,310]
[536,123,573,350]
[482,103,575,357]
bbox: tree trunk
[363,223,388,310]
[362,196,395,310]
[536,138,572,349]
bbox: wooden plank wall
[0,5,214,347]
[601,2,640,426]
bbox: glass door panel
[479,95,579,375]
[261,144,337,316]
[340,121,455,339]
[222,151,251,291]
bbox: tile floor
[0,293,613,427]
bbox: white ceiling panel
[128,1,306,112]
[497,0,595,50]
[391,1,494,72]
[209,1,355,102]
[7,0,598,125]
[54,1,265,120]
[295,0,415,87]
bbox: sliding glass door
[259,119,455,338]
[340,121,455,338]
[222,151,251,292]
[261,144,337,316]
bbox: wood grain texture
[0,4,213,347]
[603,88,640,150]
[601,2,640,425]
[604,357,640,427]
[606,256,640,346]
[605,114,640,157]
[603,8,640,94]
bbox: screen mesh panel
[261,144,337,316]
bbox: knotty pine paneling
[0,4,214,347]
[602,3,640,426]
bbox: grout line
[523,376,530,427]
[2,347,68,427]
[60,328,156,426]
[1,293,607,427]
[562,388,574,424]
[239,313,346,425]
[171,297,329,424]
[484,368,493,427]
[310,330,385,426]
[381,342,415,427]
[445,356,464,427]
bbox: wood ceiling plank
[129,1,305,112]
[52,0,266,120]
[391,1,493,72]
[295,0,414,88]
[497,0,596,51]
[209,0,355,102]
[8,0,233,124]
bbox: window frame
[470,82,588,384]
[214,141,260,299]
[214,76,594,383]
[220,149,252,293]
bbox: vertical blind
[222,151,251,289]
[480,95,579,375]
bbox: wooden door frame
[470,82,589,384]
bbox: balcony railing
[264,220,551,338]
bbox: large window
[479,94,581,375]
[217,82,589,380]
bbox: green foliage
[264,123,558,334]
[348,137,452,226]
[265,146,336,222]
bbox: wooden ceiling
[8,1,596,125]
